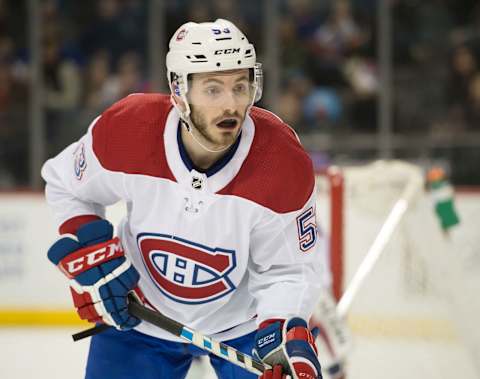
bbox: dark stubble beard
[189,105,244,147]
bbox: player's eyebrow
[234,75,249,82]
[201,75,249,85]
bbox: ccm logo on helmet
[59,238,124,277]
[214,48,240,55]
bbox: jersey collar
[164,108,255,192]
[176,122,242,178]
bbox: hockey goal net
[316,160,480,379]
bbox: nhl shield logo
[191,176,203,190]
[137,233,237,304]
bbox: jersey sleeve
[248,185,329,325]
[41,116,128,234]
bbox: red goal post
[316,167,344,303]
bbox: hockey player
[42,19,327,379]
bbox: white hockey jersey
[41,93,329,342]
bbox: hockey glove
[254,318,322,379]
[47,219,140,330]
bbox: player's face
[187,69,253,147]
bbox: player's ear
[169,76,187,113]
[171,92,187,113]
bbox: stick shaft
[127,301,267,375]
[72,323,110,341]
[72,297,267,375]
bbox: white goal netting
[316,160,480,379]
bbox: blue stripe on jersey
[176,122,242,177]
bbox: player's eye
[204,86,222,97]
[233,83,248,95]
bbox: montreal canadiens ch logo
[137,233,237,304]
[73,142,87,180]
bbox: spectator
[0,0,9,36]
[83,50,118,115]
[465,73,480,128]
[449,2,480,51]
[446,45,477,117]
[285,0,324,41]
[43,35,82,157]
[81,0,128,61]
[303,87,343,128]
[112,51,147,99]
[410,0,453,62]
[119,0,147,57]
[0,0,25,47]
[0,60,26,112]
[0,34,13,62]
[309,0,368,86]
[278,16,310,72]
[313,0,365,57]
[0,60,28,186]
[43,37,82,112]
[277,73,310,127]
[343,56,378,99]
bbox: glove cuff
[59,215,102,235]
[259,318,286,330]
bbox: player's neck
[180,126,230,170]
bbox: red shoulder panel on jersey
[218,107,315,213]
[92,93,176,181]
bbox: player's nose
[221,90,237,113]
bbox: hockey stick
[72,294,270,376]
[336,167,422,318]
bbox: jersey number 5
[296,207,318,252]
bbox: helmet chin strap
[172,86,257,155]
[181,118,241,154]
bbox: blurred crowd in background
[1,0,480,187]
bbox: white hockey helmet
[166,19,263,121]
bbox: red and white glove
[47,219,141,330]
[254,318,323,379]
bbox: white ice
[1,327,478,379]
[0,327,216,379]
